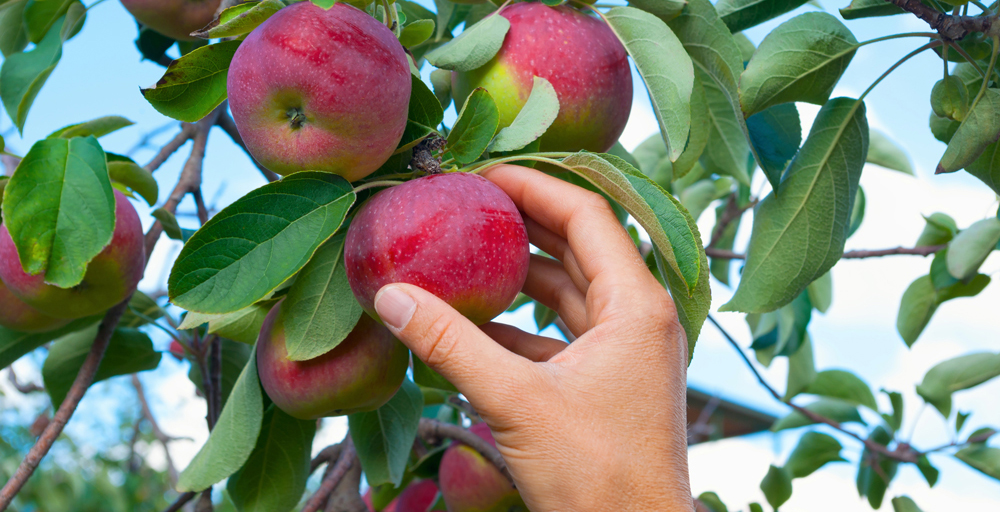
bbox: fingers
[524,218,590,295]
[374,283,534,411]
[482,165,648,285]
[480,323,568,362]
[521,254,588,336]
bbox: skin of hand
[372,164,693,512]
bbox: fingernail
[375,285,416,331]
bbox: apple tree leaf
[447,88,499,164]
[946,218,1000,280]
[0,316,102,370]
[937,89,1000,174]
[785,431,845,479]
[746,103,802,190]
[425,13,509,72]
[141,40,241,123]
[916,351,1000,418]
[716,0,810,34]
[806,370,878,410]
[0,0,29,57]
[488,76,559,153]
[349,379,424,487]
[47,115,134,139]
[955,444,1000,482]
[193,0,285,39]
[867,129,913,175]
[398,74,444,152]
[107,158,158,206]
[0,15,63,132]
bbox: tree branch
[708,195,756,248]
[417,418,514,486]
[310,444,344,475]
[303,439,356,512]
[706,315,920,464]
[131,374,180,486]
[162,492,197,512]
[0,299,132,510]
[215,111,279,183]
[144,124,196,173]
[882,0,997,40]
[6,368,43,394]
[705,245,945,260]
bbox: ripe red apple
[452,2,632,153]
[345,173,529,325]
[120,0,222,41]
[227,2,411,181]
[0,190,145,319]
[0,278,70,333]
[168,340,186,360]
[364,489,398,512]
[439,423,526,512]
[256,301,410,419]
[395,480,440,512]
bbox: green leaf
[867,129,914,175]
[0,0,29,57]
[916,213,958,246]
[398,74,444,152]
[633,133,674,185]
[891,496,926,512]
[807,271,832,313]
[628,0,687,22]
[488,76,559,153]
[772,398,865,431]
[349,379,424,487]
[747,103,802,189]
[672,76,711,180]
[606,6,693,161]
[42,326,161,408]
[608,141,643,171]
[956,444,1000,481]
[227,406,316,512]
[937,89,1000,174]
[425,13,509,71]
[0,316,100,370]
[188,338,252,408]
[193,0,284,39]
[784,334,816,401]
[653,243,710,360]
[3,136,115,288]
[759,465,792,510]
[722,98,867,313]
[23,0,72,43]
[717,0,810,34]
[847,186,865,238]
[785,431,845,478]
[896,275,938,347]
[946,218,1000,280]
[447,88,499,164]
[857,426,898,509]
[413,356,458,393]
[709,200,742,286]
[840,0,908,19]
[700,70,751,186]
[152,208,184,240]
[533,301,558,330]
[312,0,336,8]
[739,13,858,118]
[169,172,355,314]
[141,40,241,123]
[883,389,903,432]
[916,351,1000,418]
[399,19,435,47]
[120,291,165,329]
[965,139,1000,195]
[108,160,158,206]
[180,300,279,345]
[0,15,63,132]
[931,75,969,122]
[281,232,363,361]
[806,370,877,410]
[47,115,134,139]
[916,454,939,487]
[430,68,452,109]
[178,353,264,492]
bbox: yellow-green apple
[256,301,410,419]
[452,2,632,153]
[227,2,411,181]
[0,278,70,333]
[344,173,529,325]
[119,0,222,41]
[0,191,145,319]
[439,423,526,512]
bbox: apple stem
[353,180,405,193]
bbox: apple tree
[1,0,1000,510]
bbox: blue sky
[2,0,1000,510]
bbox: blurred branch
[311,444,344,474]
[162,492,197,512]
[216,111,280,183]
[884,0,997,40]
[447,395,482,424]
[706,315,920,464]
[303,438,356,512]
[6,368,43,394]
[705,245,945,260]
[131,374,181,486]
[0,298,132,510]
[708,195,756,248]
[687,394,721,445]
[145,124,196,173]
[324,459,367,512]
[418,418,514,486]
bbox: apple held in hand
[256,301,410,419]
[345,173,529,326]
[0,278,69,333]
[120,0,222,41]
[227,1,411,181]
[439,423,526,512]
[0,190,145,320]
[452,1,632,154]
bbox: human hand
[372,165,693,512]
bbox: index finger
[481,164,647,285]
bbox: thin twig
[131,374,180,486]
[418,418,514,486]
[0,299,132,510]
[215,111,280,183]
[208,335,222,427]
[303,439,356,512]
[310,444,344,474]
[708,196,756,248]
[705,245,945,260]
[144,124,196,173]
[6,368,43,394]
[447,396,482,424]
[162,492,197,512]
[706,315,920,464]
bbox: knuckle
[420,314,461,369]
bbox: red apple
[365,489,398,512]
[256,301,410,419]
[168,340,186,360]
[452,2,632,153]
[344,173,529,326]
[396,480,440,512]
[227,2,411,181]
[0,190,145,319]
[120,0,222,41]
[438,423,526,512]
[0,277,69,333]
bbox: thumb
[374,283,532,410]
